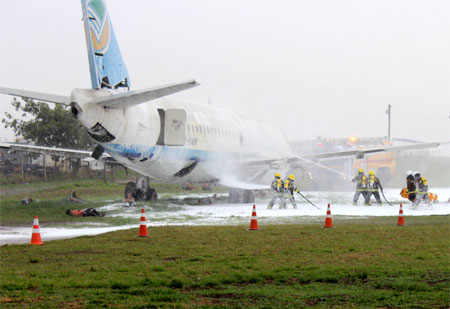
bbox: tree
[2,97,93,150]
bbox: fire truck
[351,138,396,184]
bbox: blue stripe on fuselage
[102,144,212,162]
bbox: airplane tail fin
[81,0,130,90]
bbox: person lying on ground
[198,194,217,205]
[181,183,194,190]
[202,183,213,191]
[66,208,105,217]
[21,197,33,205]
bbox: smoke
[218,176,270,190]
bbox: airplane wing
[0,87,70,105]
[302,142,441,160]
[1,80,199,109]
[91,80,200,109]
[235,155,353,179]
[0,142,114,162]
[224,141,443,187]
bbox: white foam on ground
[1,188,448,245]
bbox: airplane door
[164,109,186,146]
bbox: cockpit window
[86,122,115,143]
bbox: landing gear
[124,177,158,201]
[228,189,255,203]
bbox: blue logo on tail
[81,0,130,89]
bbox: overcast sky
[0,0,449,144]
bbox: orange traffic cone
[30,216,44,245]
[323,204,334,228]
[248,205,260,231]
[138,208,149,237]
[397,204,405,226]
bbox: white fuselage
[73,89,291,186]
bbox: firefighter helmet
[358,168,364,173]
[369,171,375,176]
[414,171,421,177]
[288,174,295,181]
[407,170,413,176]
[275,173,281,178]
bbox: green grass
[1,180,449,307]
[0,179,227,226]
[0,179,122,200]
[1,217,449,308]
[1,179,227,199]
[0,180,125,227]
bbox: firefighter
[364,170,383,205]
[282,174,300,209]
[267,173,284,209]
[352,168,367,205]
[405,170,417,202]
[414,171,431,206]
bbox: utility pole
[386,104,391,141]
[21,155,24,184]
[43,154,46,181]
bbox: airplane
[0,0,442,202]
